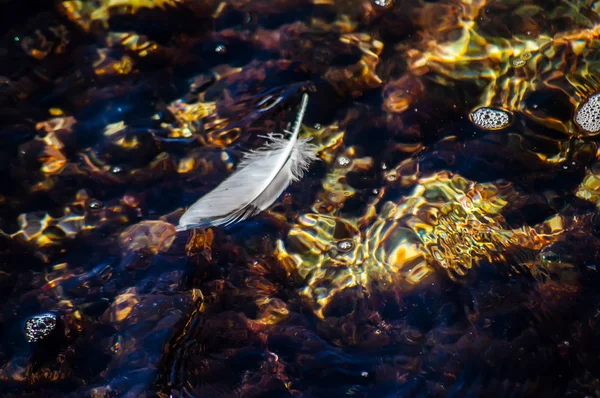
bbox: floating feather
[176,93,318,231]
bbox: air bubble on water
[575,93,600,134]
[337,240,354,252]
[469,107,511,130]
[336,156,351,167]
[88,199,103,210]
[512,58,526,68]
[373,0,392,7]
[25,313,57,342]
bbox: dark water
[2,0,600,397]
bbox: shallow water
[2,0,600,396]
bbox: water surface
[2,0,600,397]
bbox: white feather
[176,93,317,231]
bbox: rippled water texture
[3,0,600,396]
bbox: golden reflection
[58,0,187,30]
[404,0,600,135]
[105,290,139,323]
[256,297,290,325]
[166,101,217,127]
[301,123,345,163]
[177,157,196,174]
[577,149,600,208]
[314,147,374,215]
[93,50,135,76]
[185,228,214,261]
[6,190,137,262]
[20,25,70,60]
[383,75,425,114]
[160,76,277,148]
[324,32,384,96]
[106,32,161,57]
[279,171,577,317]
[103,121,127,136]
[30,117,77,177]
[331,33,384,92]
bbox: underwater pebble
[470,107,511,130]
[575,93,600,134]
[24,313,57,342]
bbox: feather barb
[176,93,317,231]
